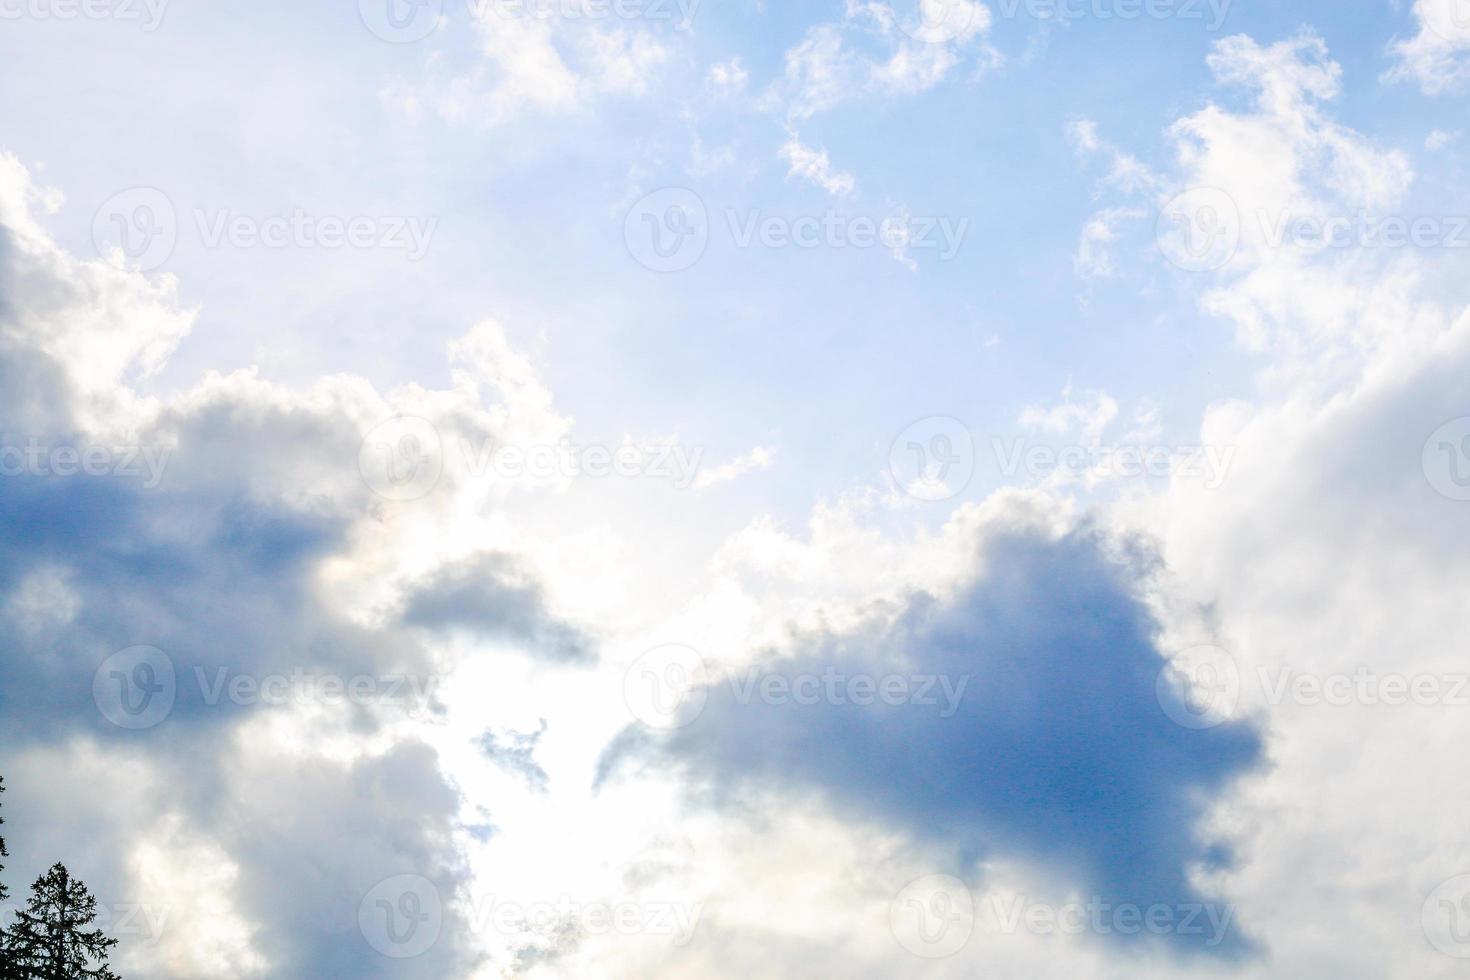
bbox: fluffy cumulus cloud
[5,6,1470,979]
[380,1,677,125]
[1387,0,1470,94]
[603,519,1264,954]
[0,155,592,977]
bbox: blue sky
[1,0,1470,977]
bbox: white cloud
[691,446,775,490]
[1387,0,1470,94]
[382,8,671,126]
[779,135,857,196]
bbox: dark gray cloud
[602,526,1263,955]
[0,201,588,977]
[402,552,591,663]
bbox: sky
[0,0,1469,976]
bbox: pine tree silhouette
[5,864,118,980]
[0,777,11,980]
[1,775,9,904]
